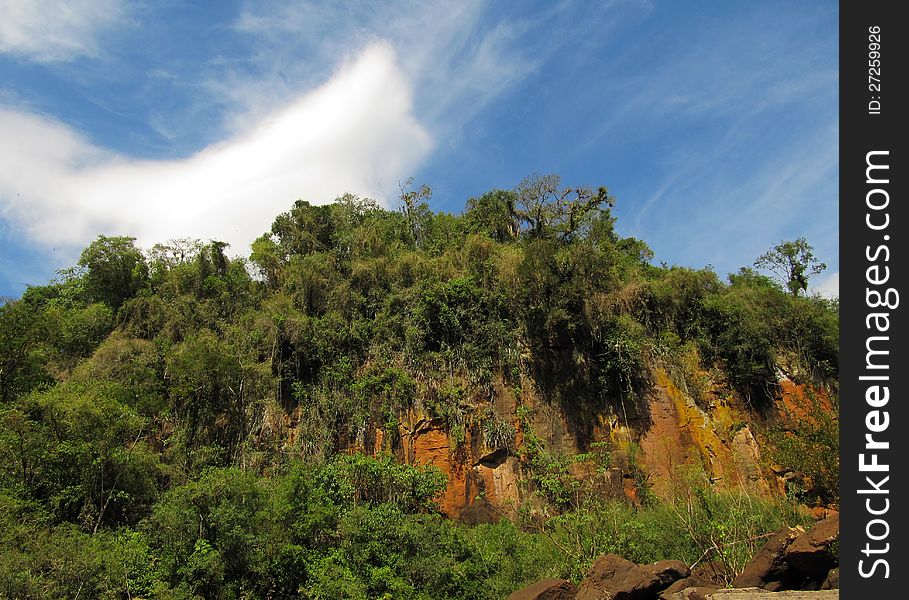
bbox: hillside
[0,175,838,599]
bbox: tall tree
[464,190,520,241]
[78,236,149,310]
[514,173,614,240]
[398,178,432,248]
[754,238,827,296]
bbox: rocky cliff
[274,352,835,521]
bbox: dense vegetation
[0,174,838,598]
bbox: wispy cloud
[0,0,126,63]
[224,0,540,138]
[0,0,550,284]
[0,44,430,257]
[624,119,838,276]
[0,0,838,296]
[573,4,840,276]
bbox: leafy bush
[482,414,517,451]
[768,393,840,504]
[542,474,806,583]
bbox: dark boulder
[644,560,690,588]
[659,562,724,599]
[820,567,838,590]
[732,528,800,590]
[733,514,839,591]
[576,554,687,599]
[783,513,839,585]
[507,578,578,600]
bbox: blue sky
[0,0,838,298]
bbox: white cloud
[0,43,431,256]
[810,271,839,299]
[224,0,539,139]
[0,0,125,63]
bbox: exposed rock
[777,376,833,424]
[637,381,694,499]
[660,580,695,598]
[660,562,725,599]
[623,474,642,506]
[819,568,838,590]
[507,578,578,600]
[576,554,686,599]
[476,446,508,468]
[730,426,772,496]
[733,528,801,590]
[808,507,837,521]
[576,554,654,599]
[638,369,776,502]
[733,515,838,591]
[783,514,838,585]
[458,496,500,525]
[407,419,470,517]
[320,343,833,521]
[690,562,731,587]
[660,587,718,600]
[644,560,690,587]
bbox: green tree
[465,190,520,241]
[0,299,52,404]
[754,238,827,297]
[514,173,614,240]
[398,177,433,248]
[78,236,149,309]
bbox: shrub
[768,393,840,504]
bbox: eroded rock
[576,554,686,599]
[733,528,801,590]
[783,514,838,585]
[507,578,578,600]
[645,560,690,587]
[733,515,839,591]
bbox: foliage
[78,235,149,309]
[539,470,807,583]
[754,238,827,297]
[482,413,517,451]
[0,175,838,598]
[768,393,840,505]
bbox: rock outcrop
[659,561,727,598]
[302,354,833,521]
[733,515,839,591]
[507,578,578,600]
[575,554,689,600]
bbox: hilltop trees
[0,173,839,598]
[78,236,149,309]
[398,178,433,248]
[464,189,519,241]
[514,173,614,241]
[754,238,827,297]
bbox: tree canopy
[754,238,827,297]
[0,174,837,598]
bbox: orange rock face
[406,419,471,517]
[397,415,524,519]
[637,377,696,499]
[319,361,833,519]
[638,368,774,500]
[778,376,833,422]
